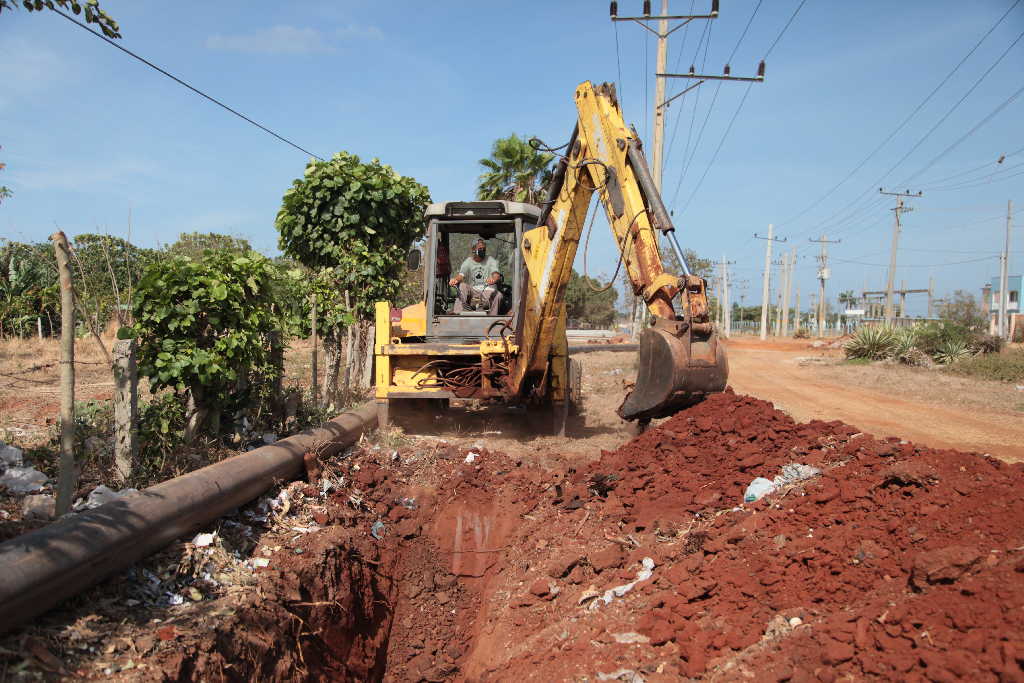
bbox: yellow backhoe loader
[374,81,728,434]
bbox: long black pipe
[0,402,378,635]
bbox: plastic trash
[0,442,24,468]
[192,532,216,547]
[744,477,776,503]
[371,520,386,540]
[0,465,48,494]
[589,557,656,610]
[73,485,139,511]
[464,451,479,464]
[776,463,821,485]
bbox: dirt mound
[120,392,1024,681]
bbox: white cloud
[335,24,383,40]
[205,23,383,54]
[0,37,74,111]
[8,158,159,193]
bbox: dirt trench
[137,390,1024,682]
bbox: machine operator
[449,238,504,315]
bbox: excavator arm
[506,80,728,421]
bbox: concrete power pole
[781,247,796,336]
[755,225,786,340]
[809,235,840,337]
[714,254,735,336]
[880,188,922,324]
[610,1,719,338]
[795,286,801,333]
[999,199,1013,338]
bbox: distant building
[982,275,1021,334]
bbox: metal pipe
[0,402,378,636]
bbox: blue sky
[2,0,1022,316]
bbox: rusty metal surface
[0,402,378,636]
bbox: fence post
[50,231,76,516]
[112,339,138,482]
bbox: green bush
[934,339,973,365]
[844,326,898,360]
[913,321,973,358]
[947,349,1024,383]
[972,333,1004,354]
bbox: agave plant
[844,325,898,360]
[933,339,973,365]
[892,326,919,361]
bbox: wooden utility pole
[754,226,786,340]
[880,188,922,324]
[999,199,1013,338]
[809,235,841,336]
[50,232,76,516]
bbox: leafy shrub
[125,251,286,438]
[947,349,1024,383]
[793,328,809,339]
[892,327,919,362]
[913,321,973,358]
[844,325,898,360]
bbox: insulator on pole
[610,1,618,17]
[757,60,766,78]
[643,0,651,16]
[723,63,731,76]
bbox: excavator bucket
[617,325,728,422]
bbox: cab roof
[425,201,542,220]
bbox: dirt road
[725,336,1024,462]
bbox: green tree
[168,232,252,259]
[0,240,58,337]
[476,134,554,204]
[0,0,120,38]
[838,290,857,310]
[939,289,987,332]
[566,270,617,328]
[127,251,285,441]
[275,151,430,404]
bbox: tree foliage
[168,232,251,260]
[476,134,554,204]
[0,240,58,335]
[275,151,431,318]
[126,251,284,431]
[566,270,617,328]
[0,0,120,38]
[939,289,987,332]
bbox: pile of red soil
[137,391,1024,681]
[482,390,1024,680]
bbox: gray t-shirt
[459,255,500,287]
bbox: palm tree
[838,290,857,310]
[476,134,554,204]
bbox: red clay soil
[133,391,1024,681]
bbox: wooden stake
[51,231,76,515]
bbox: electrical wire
[916,143,1024,187]
[924,159,1024,191]
[614,21,626,107]
[832,255,997,268]
[670,21,715,203]
[777,0,1021,233]
[50,7,325,160]
[900,80,1024,186]
[764,0,808,58]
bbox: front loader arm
[507,81,727,419]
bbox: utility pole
[774,256,786,336]
[880,188,922,324]
[754,226,786,340]
[999,199,1013,338]
[781,247,796,336]
[928,276,935,319]
[714,255,735,336]
[795,286,801,333]
[809,235,841,337]
[611,1,719,338]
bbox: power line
[777,0,1021,233]
[50,6,325,160]
[614,21,626,105]
[728,0,763,63]
[900,80,1024,186]
[678,81,754,213]
[833,255,997,268]
[764,0,808,58]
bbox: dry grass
[812,360,1024,415]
